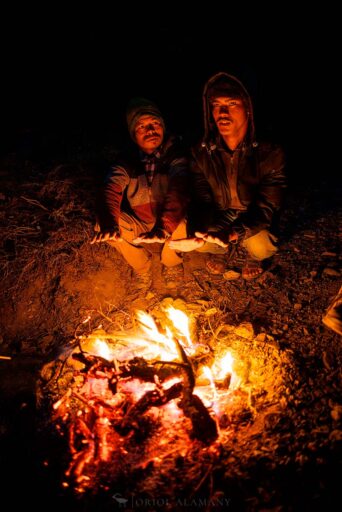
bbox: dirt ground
[0,150,341,511]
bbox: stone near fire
[233,322,254,339]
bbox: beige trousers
[242,230,278,260]
[108,213,187,273]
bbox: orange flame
[214,352,234,381]
[136,310,178,360]
[93,338,112,360]
[166,307,192,348]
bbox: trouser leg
[196,242,227,255]
[160,219,187,267]
[107,213,153,273]
[242,230,278,260]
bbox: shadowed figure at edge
[170,72,286,280]
[322,285,342,336]
[92,98,189,290]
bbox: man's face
[134,115,164,153]
[210,96,248,141]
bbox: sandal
[206,257,227,275]
[162,264,184,288]
[242,259,263,280]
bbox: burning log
[119,381,183,434]
[54,345,218,492]
[122,356,184,382]
[48,305,251,493]
[38,301,291,503]
[179,393,218,443]
[174,338,218,443]
[72,351,114,371]
[94,406,112,462]
[65,438,95,482]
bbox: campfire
[38,299,288,496]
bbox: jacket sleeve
[233,146,286,238]
[160,155,190,234]
[97,165,129,231]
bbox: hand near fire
[133,227,170,244]
[196,231,228,248]
[169,230,238,252]
[168,236,205,252]
[90,226,122,244]
[197,229,239,248]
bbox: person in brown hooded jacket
[170,72,286,279]
[92,97,189,289]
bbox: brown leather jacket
[189,72,286,240]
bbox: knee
[160,249,182,267]
[243,230,278,260]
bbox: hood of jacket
[202,72,255,150]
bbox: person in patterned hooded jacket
[92,97,189,290]
[170,72,286,279]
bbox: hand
[133,227,169,244]
[195,230,229,248]
[168,237,205,252]
[91,227,122,244]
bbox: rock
[330,405,342,422]
[223,270,241,280]
[329,430,342,442]
[234,322,254,339]
[321,251,337,257]
[205,307,218,316]
[255,333,266,342]
[322,268,340,277]
[322,351,334,370]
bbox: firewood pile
[36,298,291,502]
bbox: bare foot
[242,259,263,280]
[206,258,226,275]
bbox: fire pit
[37,298,290,501]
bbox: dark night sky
[1,9,337,179]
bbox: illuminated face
[210,96,248,141]
[134,115,164,153]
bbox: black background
[0,7,337,180]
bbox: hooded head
[126,97,165,141]
[202,72,255,147]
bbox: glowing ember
[48,306,248,494]
[194,366,217,407]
